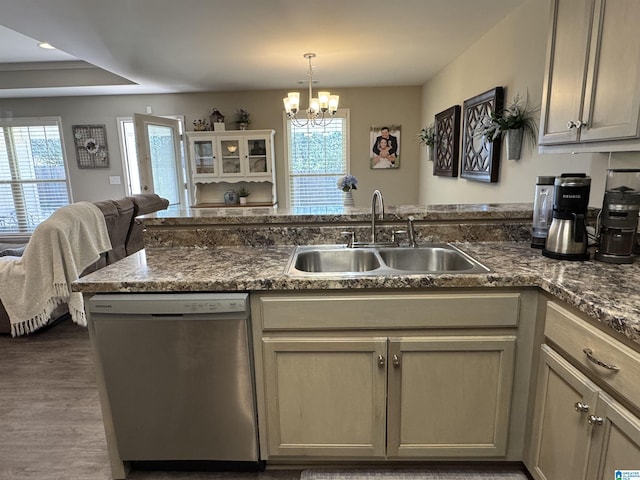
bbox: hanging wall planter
[506,128,524,161]
[426,145,435,162]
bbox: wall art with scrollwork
[72,124,109,169]
[433,105,461,177]
[461,87,504,183]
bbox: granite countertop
[74,241,640,347]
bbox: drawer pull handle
[377,355,385,367]
[574,402,590,413]
[583,348,620,372]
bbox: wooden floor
[0,317,300,480]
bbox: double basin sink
[286,244,490,277]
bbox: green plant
[477,92,539,149]
[235,108,251,124]
[418,124,435,147]
[236,186,250,197]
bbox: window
[0,118,70,235]
[286,109,350,211]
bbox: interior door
[134,113,184,208]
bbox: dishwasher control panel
[88,293,249,316]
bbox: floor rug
[301,467,529,480]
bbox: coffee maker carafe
[594,169,640,264]
[542,173,591,261]
[531,176,556,248]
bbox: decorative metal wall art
[461,87,504,183]
[433,106,461,177]
[72,124,109,169]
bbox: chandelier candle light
[283,53,339,127]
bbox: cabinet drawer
[545,301,640,409]
[255,292,520,330]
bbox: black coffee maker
[542,173,591,261]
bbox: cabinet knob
[574,401,590,413]
[567,120,587,130]
[377,354,385,367]
[588,415,604,426]
[392,354,401,368]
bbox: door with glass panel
[133,113,183,208]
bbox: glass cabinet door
[220,139,242,175]
[247,138,269,174]
[193,140,215,175]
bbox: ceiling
[0,0,529,99]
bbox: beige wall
[0,86,421,209]
[417,0,638,208]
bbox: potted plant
[418,123,436,161]
[237,186,250,205]
[235,109,251,130]
[477,92,539,160]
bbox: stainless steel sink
[286,244,489,276]
[293,248,381,273]
[377,247,479,272]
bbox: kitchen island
[72,203,640,479]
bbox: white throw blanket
[0,202,112,336]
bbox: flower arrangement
[418,124,435,147]
[476,92,539,148]
[337,174,358,192]
[235,108,251,125]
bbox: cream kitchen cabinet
[526,301,640,480]
[186,129,276,205]
[539,0,640,151]
[252,290,537,462]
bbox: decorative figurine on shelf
[210,108,225,131]
[193,119,209,131]
[235,108,251,130]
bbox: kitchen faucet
[371,190,385,243]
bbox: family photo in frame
[370,125,401,169]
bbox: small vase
[426,145,434,162]
[238,122,248,131]
[506,128,524,160]
[239,197,247,205]
[343,190,355,207]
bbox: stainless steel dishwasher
[87,293,259,468]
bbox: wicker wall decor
[461,87,504,183]
[72,124,109,169]
[433,105,461,177]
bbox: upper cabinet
[186,129,277,206]
[539,0,640,152]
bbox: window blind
[287,111,349,211]
[0,121,70,235]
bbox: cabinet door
[539,0,595,145]
[191,138,217,178]
[219,138,243,177]
[587,392,640,480]
[527,345,600,480]
[262,337,388,458]
[386,335,516,457]
[245,136,271,176]
[580,0,640,142]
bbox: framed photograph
[72,124,109,169]
[461,86,504,183]
[370,125,401,169]
[433,106,461,177]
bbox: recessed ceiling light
[38,42,56,50]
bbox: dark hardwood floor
[0,317,299,480]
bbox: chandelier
[283,53,340,127]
